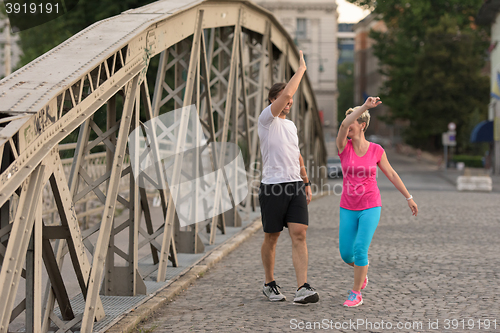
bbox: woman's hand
[408,199,418,216]
[362,96,382,109]
[299,50,306,71]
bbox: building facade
[353,13,405,143]
[477,1,500,175]
[256,0,339,142]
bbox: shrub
[452,155,483,168]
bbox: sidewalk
[437,168,500,193]
[387,146,500,193]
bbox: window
[296,18,307,39]
[338,23,354,32]
[338,39,355,64]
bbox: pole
[495,104,500,175]
[5,20,11,76]
[444,144,448,170]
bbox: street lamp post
[442,122,456,169]
[5,20,11,76]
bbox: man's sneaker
[293,283,319,304]
[262,281,286,302]
[361,276,368,290]
[343,290,363,307]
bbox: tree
[17,0,157,67]
[337,62,354,125]
[406,14,489,151]
[14,0,157,151]
[347,0,490,152]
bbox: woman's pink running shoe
[343,290,363,307]
[361,276,368,290]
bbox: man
[258,51,319,304]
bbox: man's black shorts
[258,181,308,233]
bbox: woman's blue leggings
[339,207,381,267]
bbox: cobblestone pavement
[135,155,500,333]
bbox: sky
[336,0,371,23]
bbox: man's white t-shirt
[258,104,302,184]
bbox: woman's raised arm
[336,97,381,152]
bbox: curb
[106,192,329,333]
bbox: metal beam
[49,154,105,320]
[80,74,140,332]
[157,9,204,282]
[0,165,45,333]
[209,13,242,244]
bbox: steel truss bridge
[0,0,326,331]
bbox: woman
[336,97,418,307]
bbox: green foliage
[452,155,484,168]
[15,0,159,152]
[404,14,490,151]
[346,0,490,152]
[337,62,354,126]
[17,0,157,68]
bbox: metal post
[0,165,45,333]
[0,146,10,240]
[5,20,11,76]
[81,74,140,332]
[26,197,43,333]
[157,9,205,282]
[209,10,241,244]
[103,93,117,296]
[244,21,271,213]
[495,104,500,175]
[444,145,448,170]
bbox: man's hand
[362,96,382,110]
[299,50,306,71]
[305,185,312,205]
